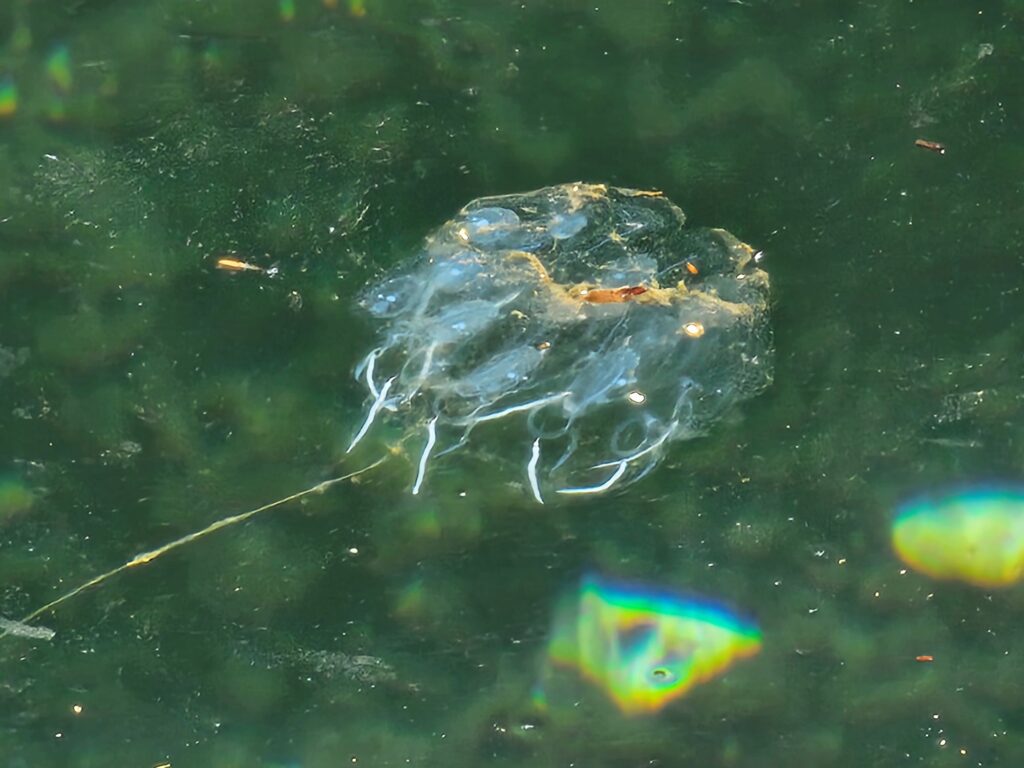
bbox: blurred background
[1,1,1023,765]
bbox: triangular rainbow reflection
[537,573,762,715]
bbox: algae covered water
[2,1,1024,765]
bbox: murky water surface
[2,1,1023,765]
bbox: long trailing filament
[1,457,386,639]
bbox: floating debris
[914,138,946,154]
[0,617,55,641]
[3,459,384,632]
[215,256,265,273]
[292,649,396,684]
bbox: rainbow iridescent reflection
[46,44,72,93]
[538,574,762,715]
[0,76,16,118]
[893,486,1024,588]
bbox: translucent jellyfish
[892,486,1024,588]
[349,183,772,500]
[534,573,762,715]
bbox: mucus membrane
[350,183,772,501]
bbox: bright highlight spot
[892,486,1024,588]
[682,321,705,338]
[539,573,762,715]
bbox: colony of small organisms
[350,183,772,501]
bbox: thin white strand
[346,375,396,454]
[403,342,437,404]
[590,420,677,469]
[411,416,439,495]
[364,348,381,398]
[474,392,569,425]
[557,460,628,496]
[353,347,374,380]
[527,438,544,505]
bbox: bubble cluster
[350,183,772,500]
[892,486,1024,588]
[536,573,762,715]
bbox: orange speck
[579,285,647,304]
[685,262,699,275]
[914,138,946,154]
[915,655,934,663]
[216,257,263,273]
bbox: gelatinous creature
[350,183,772,500]
[534,573,762,715]
[893,486,1024,587]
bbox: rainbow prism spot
[0,76,16,118]
[202,42,222,71]
[46,44,72,93]
[539,573,762,715]
[893,486,1024,588]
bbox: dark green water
[2,1,1023,765]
